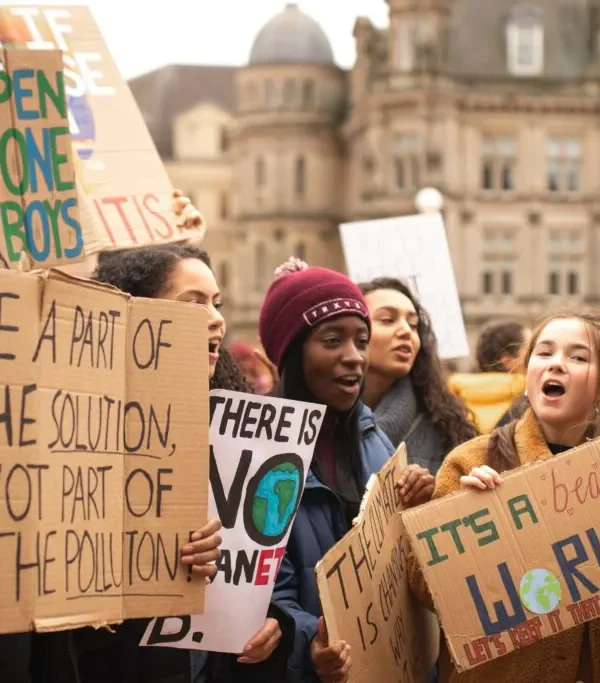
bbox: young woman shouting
[410,312,600,683]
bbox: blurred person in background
[359,277,477,507]
[449,321,529,433]
[228,342,275,395]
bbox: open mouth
[334,375,362,390]
[542,379,566,398]
[208,341,220,355]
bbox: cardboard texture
[0,48,83,270]
[316,445,439,683]
[0,268,209,634]
[0,6,200,252]
[403,438,600,672]
[142,390,326,654]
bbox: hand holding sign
[460,465,502,491]
[237,617,282,664]
[397,465,435,508]
[311,617,351,683]
[180,518,223,581]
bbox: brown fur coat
[409,410,600,683]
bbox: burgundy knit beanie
[259,258,370,369]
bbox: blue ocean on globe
[251,462,301,537]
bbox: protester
[358,277,477,507]
[228,342,274,394]
[259,258,395,683]
[410,311,600,683]
[74,243,292,683]
[449,321,529,433]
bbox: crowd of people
[3,192,599,683]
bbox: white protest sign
[141,389,325,653]
[339,212,469,359]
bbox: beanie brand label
[302,298,368,327]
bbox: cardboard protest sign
[141,390,325,654]
[0,268,209,634]
[340,213,468,359]
[0,48,83,270]
[316,446,439,683]
[0,6,198,252]
[403,438,600,672]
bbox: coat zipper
[67,631,82,683]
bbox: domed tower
[230,3,346,338]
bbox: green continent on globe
[275,479,296,523]
[519,569,562,615]
[252,496,268,532]
[277,462,297,474]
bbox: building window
[295,156,305,198]
[220,128,230,153]
[302,80,315,108]
[568,271,579,296]
[255,157,265,188]
[265,79,275,109]
[502,271,513,295]
[284,79,296,107]
[255,243,266,291]
[295,242,306,261]
[546,138,582,193]
[480,136,516,192]
[506,5,544,76]
[396,18,429,71]
[246,82,258,109]
[392,134,421,192]
[547,231,584,297]
[219,193,229,219]
[482,271,494,295]
[219,262,229,290]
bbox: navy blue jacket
[273,403,394,682]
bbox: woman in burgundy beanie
[259,258,394,683]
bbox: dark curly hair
[476,321,526,372]
[359,277,477,452]
[93,245,251,393]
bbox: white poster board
[340,213,469,359]
[141,390,325,654]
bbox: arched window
[506,5,544,76]
[294,242,306,262]
[219,262,229,290]
[284,79,297,107]
[265,79,275,109]
[255,157,266,188]
[255,243,266,291]
[295,156,305,198]
[302,80,315,108]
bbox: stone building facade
[130,0,600,360]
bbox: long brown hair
[487,311,600,473]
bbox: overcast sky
[12,0,390,78]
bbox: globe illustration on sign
[68,95,97,161]
[247,458,303,546]
[519,568,562,615]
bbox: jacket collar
[304,402,375,492]
[514,409,553,464]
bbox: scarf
[373,376,446,475]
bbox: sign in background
[317,446,439,683]
[0,269,209,634]
[404,438,600,672]
[0,48,83,270]
[340,213,469,360]
[142,390,325,654]
[0,6,202,252]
